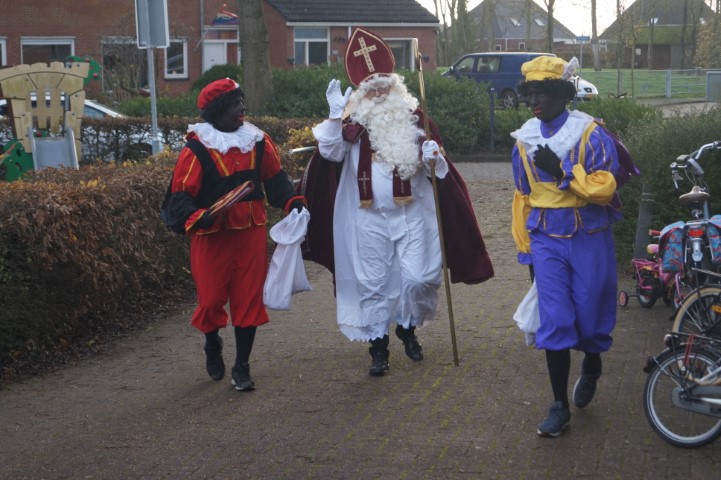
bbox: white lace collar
[511,110,595,159]
[188,122,264,154]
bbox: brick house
[0,0,439,100]
[467,0,577,54]
[600,0,716,69]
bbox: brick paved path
[1,163,720,479]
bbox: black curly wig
[518,78,576,103]
[200,87,246,124]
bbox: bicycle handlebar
[669,140,721,189]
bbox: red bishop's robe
[297,109,494,285]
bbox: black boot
[368,335,390,376]
[204,336,225,381]
[231,362,255,391]
[395,324,424,362]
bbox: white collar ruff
[511,110,595,159]
[188,122,264,154]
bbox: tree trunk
[544,0,555,53]
[680,0,689,69]
[525,0,532,50]
[591,0,601,71]
[237,0,272,113]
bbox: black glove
[195,211,215,229]
[289,199,306,213]
[533,144,564,180]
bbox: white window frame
[293,27,329,66]
[165,39,188,79]
[519,42,526,51]
[534,19,545,27]
[0,38,6,66]
[386,38,415,71]
[20,37,75,64]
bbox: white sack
[512,281,540,346]
[263,208,312,310]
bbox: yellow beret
[521,56,568,81]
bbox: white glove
[421,140,448,178]
[326,79,352,119]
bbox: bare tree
[237,0,272,113]
[542,0,556,53]
[525,0,533,50]
[591,0,601,71]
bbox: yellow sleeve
[568,164,617,206]
[512,190,531,254]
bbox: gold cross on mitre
[344,27,395,86]
[353,37,378,73]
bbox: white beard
[351,90,424,180]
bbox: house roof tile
[266,0,439,24]
[470,0,576,41]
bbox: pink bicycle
[618,229,691,309]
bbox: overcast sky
[417,0,620,36]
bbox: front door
[203,42,226,72]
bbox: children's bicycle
[618,229,689,309]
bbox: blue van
[442,52,555,108]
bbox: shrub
[191,63,244,91]
[0,154,190,373]
[622,107,721,230]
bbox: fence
[578,68,721,99]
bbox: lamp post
[647,17,658,70]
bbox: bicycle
[618,229,688,309]
[643,331,721,448]
[671,268,721,338]
[660,140,721,288]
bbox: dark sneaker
[537,401,571,437]
[231,363,255,391]
[572,371,602,409]
[368,350,390,376]
[395,325,424,362]
[204,337,225,381]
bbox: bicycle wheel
[637,282,657,308]
[643,348,721,448]
[671,280,694,310]
[672,286,721,338]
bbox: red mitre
[344,27,396,86]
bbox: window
[494,44,502,51]
[534,19,545,27]
[455,57,475,73]
[293,27,328,66]
[165,39,188,79]
[519,42,526,51]
[509,18,520,27]
[21,37,74,64]
[0,38,6,66]
[387,39,414,70]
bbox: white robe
[312,119,447,341]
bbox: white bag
[512,281,540,346]
[263,208,312,310]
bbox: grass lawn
[437,66,709,99]
[570,68,707,99]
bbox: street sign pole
[135,0,169,156]
[576,36,590,70]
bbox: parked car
[571,75,598,101]
[0,96,125,119]
[442,52,556,108]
